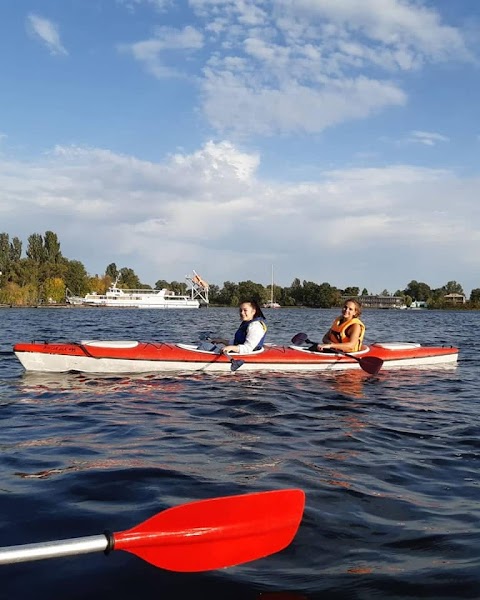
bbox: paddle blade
[197,341,216,351]
[230,358,245,372]
[330,348,383,375]
[113,489,305,572]
[291,333,308,345]
[359,356,383,375]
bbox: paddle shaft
[315,341,361,362]
[203,337,244,371]
[0,534,109,565]
[291,332,383,375]
[297,336,359,360]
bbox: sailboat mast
[271,264,274,303]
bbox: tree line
[1,231,479,308]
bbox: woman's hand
[317,344,333,351]
[222,345,238,354]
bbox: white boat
[66,271,209,309]
[263,265,281,309]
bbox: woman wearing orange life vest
[316,298,365,353]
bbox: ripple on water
[1,308,479,598]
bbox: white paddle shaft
[0,534,108,565]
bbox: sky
[1,0,479,295]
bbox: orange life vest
[327,317,365,351]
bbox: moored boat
[66,270,209,309]
[263,265,281,309]
[13,340,459,374]
[74,286,200,309]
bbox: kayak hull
[13,341,459,374]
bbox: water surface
[0,307,479,599]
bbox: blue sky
[1,0,479,294]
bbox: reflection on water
[0,308,479,599]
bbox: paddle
[291,332,383,375]
[198,335,245,372]
[0,489,304,571]
[224,352,245,372]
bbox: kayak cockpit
[176,343,265,356]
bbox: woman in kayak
[212,300,267,354]
[316,298,365,353]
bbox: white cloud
[118,0,172,11]
[274,0,471,62]
[202,73,406,135]
[406,130,450,146]
[122,25,203,78]
[26,14,68,57]
[1,141,479,292]
[123,1,471,136]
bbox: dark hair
[240,299,266,320]
[344,298,362,317]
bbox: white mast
[271,264,274,303]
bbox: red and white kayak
[13,340,459,374]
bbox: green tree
[301,281,338,307]
[106,263,118,280]
[0,281,38,305]
[344,286,360,296]
[27,233,44,263]
[169,280,186,295]
[317,282,340,307]
[44,231,62,263]
[216,281,239,306]
[0,233,9,269]
[9,237,22,267]
[289,278,303,305]
[404,280,431,301]
[119,267,142,289]
[65,260,90,295]
[0,233,12,282]
[44,277,66,303]
[206,283,221,303]
[443,280,464,295]
[88,275,108,294]
[237,280,266,303]
[470,288,480,303]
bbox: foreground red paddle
[0,489,305,571]
[291,333,383,375]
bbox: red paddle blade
[113,489,305,572]
[359,357,383,375]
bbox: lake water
[0,307,479,599]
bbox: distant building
[444,293,466,305]
[341,295,404,309]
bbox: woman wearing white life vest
[211,300,267,355]
[316,298,365,353]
